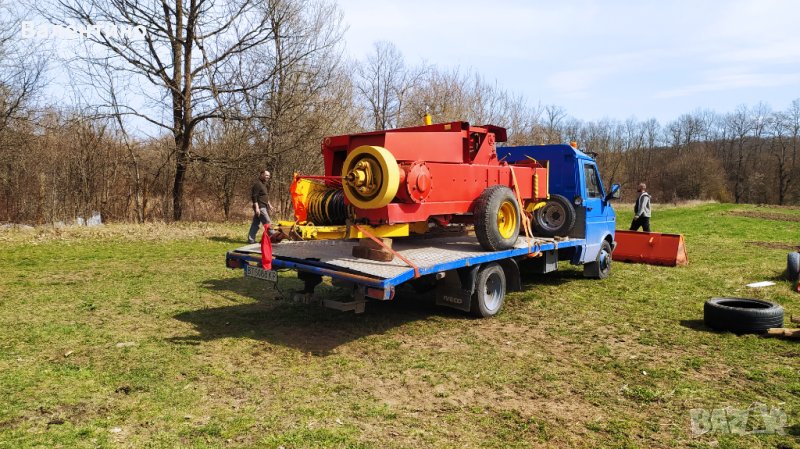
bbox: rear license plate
[245,265,278,282]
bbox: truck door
[581,161,611,262]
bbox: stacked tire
[787,252,800,282]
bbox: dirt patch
[726,210,800,222]
[752,203,800,210]
[745,241,800,251]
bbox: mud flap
[435,266,480,312]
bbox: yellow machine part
[278,220,428,240]
[497,200,518,239]
[341,145,400,209]
[526,201,547,213]
[290,176,329,222]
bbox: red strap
[261,224,273,270]
[354,224,420,278]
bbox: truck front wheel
[584,240,612,279]
[471,263,506,317]
[474,186,520,251]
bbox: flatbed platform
[226,235,582,291]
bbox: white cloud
[546,51,656,98]
[713,39,800,65]
[335,0,800,120]
[654,70,800,98]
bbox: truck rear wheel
[474,186,520,251]
[471,263,506,317]
[533,194,576,237]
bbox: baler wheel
[342,145,400,209]
[474,186,520,251]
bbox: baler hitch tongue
[613,230,688,267]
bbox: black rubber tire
[583,240,612,279]
[703,297,784,334]
[471,263,506,318]
[533,194,576,237]
[474,186,520,251]
[787,252,800,282]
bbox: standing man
[248,169,275,244]
[629,183,651,232]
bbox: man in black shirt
[248,169,275,243]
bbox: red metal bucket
[613,230,688,267]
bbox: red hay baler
[320,121,551,251]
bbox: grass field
[1,202,799,448]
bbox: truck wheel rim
[497,200,517,239]
[541,203,565,230]
[484,272,503,311]
[600,249,610,271]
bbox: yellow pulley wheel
[497,200,518,239]
[342,145,400,209]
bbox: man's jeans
[248,208,272,243]
[629,216,651,232]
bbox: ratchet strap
[508,166,540,257]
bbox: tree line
[0,0,798,225]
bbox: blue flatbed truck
[225,144,620,317]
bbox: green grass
[0,203,799,448]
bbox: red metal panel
[613,230,688,266]
[355,201,475,224]
[380,132,466,163]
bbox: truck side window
[583,163,602,198]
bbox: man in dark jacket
[248,169,275,244]
[629,182,651,232]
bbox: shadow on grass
[171,277,451,355]
[518,266,585,288]
[679,319,711,332]
[207,236,246,245]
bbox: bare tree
[769,101,800,205]
[235,0,351,218]
[543,104,567,144]
[0,2,46,221]
[355,41,425,130]
[39,0,332,220]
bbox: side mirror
[606,183,621,201]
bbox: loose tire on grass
[583,240,612,279]
[703,297,784,334]
[533,194,576,237]
[471,263,506,318]
[474,186,520,251]
[787,252,800,282]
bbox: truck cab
[497,144,619,269]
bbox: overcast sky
[336,0,800,123]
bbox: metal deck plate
[235,235,566,280]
